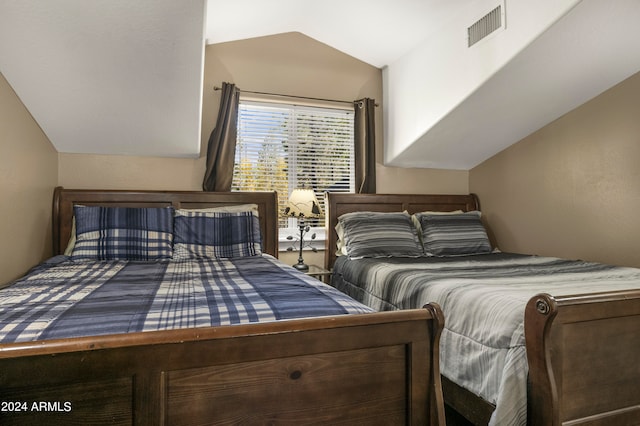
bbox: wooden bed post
[424,303,447,426]
[525,293,560,426]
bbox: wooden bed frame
[325,192,640,426]
[0,187,446,425]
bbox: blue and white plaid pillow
[70,206,174,261]
[418,211,492,256]
[173,210,262,259]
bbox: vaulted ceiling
[1,0,640,169]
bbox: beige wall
[0,72,58,285]
[58,154,202,190]
[470,71,640,268]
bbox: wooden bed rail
[525,290,640,426]
[0,307,446,425]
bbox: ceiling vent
[468,3,505,47]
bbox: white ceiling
[1,1,640,169]
[206,0,469,69]
[0,0,206,157]
[384,0,640,169]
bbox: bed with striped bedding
[1,254,372,344]
[326,192,640,426]
[332,252,640,426]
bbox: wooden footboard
[525,290,640,426]
[0,306,445,425]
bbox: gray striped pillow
[417,211,492,256]
[338,211,424,259]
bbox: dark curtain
[202,82,240,192]
[354,98,376,193]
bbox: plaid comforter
[332,252,640,426]
[0,255,372,344]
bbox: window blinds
[232,100,355,227]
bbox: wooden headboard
[52,187,279,257]
[324,193,480,270]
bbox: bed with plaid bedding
[331,252,640,426]
[0,255,373,344]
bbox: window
[232,99,355,241]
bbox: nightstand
[305,264,332,283]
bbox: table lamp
[284,189,322,271]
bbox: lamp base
[292,262,309,272]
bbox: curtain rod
[213,85,378,107]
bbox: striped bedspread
[332,253,640,426]
[0,255,372,344]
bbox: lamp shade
[286,189,322,217]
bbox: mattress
[332,252,640,426]
[0,254,373,344]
